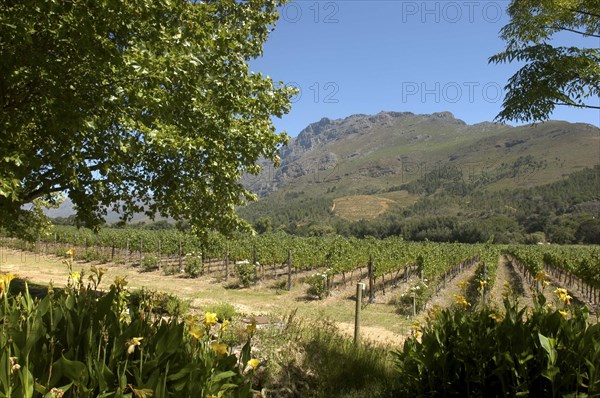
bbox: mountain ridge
[244,111,598,198]
[239,110,600,233]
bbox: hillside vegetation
[239,112,599,243]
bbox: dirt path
[488,255,537,309]
[425,264,478,309]
[336,322,407,346]
[486,255,598,318]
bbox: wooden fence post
[287,249,292,291]
[368,256,374,303]
[157,240,162,270]
[224,241,229,281]
[354,283,365,346]
[178,240,183,273]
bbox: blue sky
[250,0,600,137]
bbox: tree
[0,0,294,238]
[490,0,600,122]
[253,217,273,234]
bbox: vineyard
[1,228,600,397]
[2,227,599,312]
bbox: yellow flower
[478,279,488,292]
[211,341,228,356]
[90,265,107,278]
[221,319,230,332]
[203,312,218,327]
[2,273,17,286]
[543,280,551,287]
[457,281,469,289]
[246,320,256,335]
[49,388,65,398]
[247,358,260,370]
[189,327,204,340]
[555,288,572,304]
[9,356,20,374]
[554,288,567,296]
[0,273,17,294]
[113,276,128,289]
[119,308,131,324]
[412,321,421,330]
[126,337,143,355]
[453,294,469,307]
[489,313,503,323]
[185,315,198,328]
[69,271,81,284]
[534,271,547,283]
[66,248,75,257]
[559,310,568,319]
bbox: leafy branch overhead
[0,0,295,237]
[490,0,600,122]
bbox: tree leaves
[490,0,600,122]
[0,0,294,237]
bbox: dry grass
[333,195,397,221]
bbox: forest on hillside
[238,165,600,244]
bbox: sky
[250,0,600,137]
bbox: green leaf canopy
[490,0,600,122]
[0,0,294,236]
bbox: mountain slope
[239,111,599,229]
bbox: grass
[255,311,399,397]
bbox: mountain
[238,111,600,234]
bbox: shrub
[257,312,398,398]
[235,260,256,287]
[204,302,237,321]
[141,254,159,271]
[162,264,179,276]
[0,269,257,397]
[305,272,329,299]
[185,253,203,278]
[82,247,99,262]
[391,279,429,316]
[130,288,191,319]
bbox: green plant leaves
[396,297,600,396]
[0,276,254,397]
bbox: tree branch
[21,185,68,204]
[551,101,600,110]
[545,25,600,38]
[566,7,600,20]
